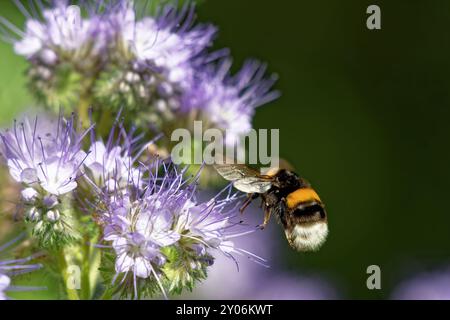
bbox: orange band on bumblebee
[286,188,322,208]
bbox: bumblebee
[214,164,328,252]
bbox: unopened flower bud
[27,207,41,221]
[43,195,58,208]
[22,188,38,201]
[35,221,44,231]
[46,210,60,222]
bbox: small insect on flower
[0,234,44,300]
[97,159,266,299]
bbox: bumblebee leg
[239,193,258,214]
[259,208,272,230]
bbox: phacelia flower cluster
[94,1,217,121]
[1,0,278,144]
[95,156,264,298]
[0,0,281,300]
[0,114,264,299]
[0,115,90,247]
[1,1,114,109]
[181,59,280,146]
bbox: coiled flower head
[1,0,115,110]
[93,1,217,126]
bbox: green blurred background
[1,0,450,299]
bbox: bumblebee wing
[263,158,296,176]
[214,164,273,193]
[214,164,262,181]
[233,177,273,193]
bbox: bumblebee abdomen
[286,187,322,209]
[282,187,328,252]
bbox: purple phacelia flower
[0,1,120,111]
[112,2,216,86]
[0,114,89,196]
[84,140,141,191]
[1,0,112,65]
[91,1,218,121]
[391,267,450,300]
[98,160,265,298]
[0,234,43,300]
[182,59,280,146]
[104,194,181,275]
[82,118,159,192]
[0,114,90,247]
[175,195,257,260]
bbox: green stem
[57,248,80,300]
[99,288,114,300]
[80,236,91,300]
[97,109,112,138]
[78,95,92,128]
